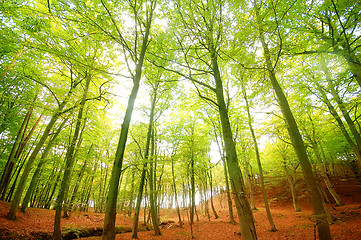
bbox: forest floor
[1,178,361,239]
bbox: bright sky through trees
[0,0,360,239]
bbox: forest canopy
[0,0,360,239]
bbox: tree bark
[7,92,71,220]
[316,84,361,165]
[189,127,196,238]
[311,138,345,207]
[171,149,183,228]
[131,167,147,239]
[127,170,135,217]
[132,89,160,238]
[282,161,301,212]
[68,143,93,212]
[321,58,361,163]
[222,157,236,223]
[21,118,68,213]
[253,2,332,238]
[208,168,219,219]
[102,4,154,239]
[63,119,87,217]
[211,50,257,239]
[53,72,91,240]
[0,104,34,200]
[242,80,276,231]
[147,95,161,236]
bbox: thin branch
[100,0,135,61]
[331,0,351,53]
[150,60,216,92]
[24,75,60,106]
[130,133,144,160]
[192,80,219,107]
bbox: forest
[0,0,361,239]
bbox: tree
[161,1,257,237]
[66,1,159,238]
[252,1,331,238]
[53,71,91,240]
[131,84,161,238]
[241,77,276,231]
[20,117,68,213]
[297,0,361,88]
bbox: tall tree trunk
[63,120,87,217]
[189,127,196,238]
[102,4,154,239]
[242,80,276,231]
[132,88,160,238]
[282,161,301,212]
[131,167,147,239]
[127,170,135,217]
[45,162,64,209]
[211,50,257,239]
[222,158,236,223]
[244,161,256,210]
[321,58,361,163]
[68,143,93,212]
[7,91,72,220]
[203,183,211,221]
[316,84,361,165]
[310,137,345,207]
[0,103,34,200]
[254,3,331,238]
[208,168,219,219]
[147,94,161,236]
[171,153,183,228]
[21,118,68,213]
[53,72,91,240]
[5,151,27,202]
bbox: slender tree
[241,78,276,231]
[21,117,68,213]
[53,72,91,240]
[253,1,331,238]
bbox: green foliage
[0,0,360,219]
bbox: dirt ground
[1,178,361,239]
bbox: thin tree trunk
[63,119,87,217]
[102,5,154,239]
[244,162,256,210]
[323,61,361,147]
[7,94,71,220]
[45,163,64,209]
[254,2,332,238]
[171,150,183,228]
[208,168,219,219]
[0,105,33,200]
[321,167,344,206]
[282,162,301,212]
[127,170,135,217]
[211,50,257,239]
[203,185,211,221]
[314,143,344,206]
[21,118,68,213]
[189,127,196,238]
[132,88,160,238]
[5,152,27,202]
[316,84,361,166]
[148,97,161,236]
[68,143,93,212]
[242,80,276,231]
[222,157,235,223]
[53,72,91,240]
[131,167,147,239]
